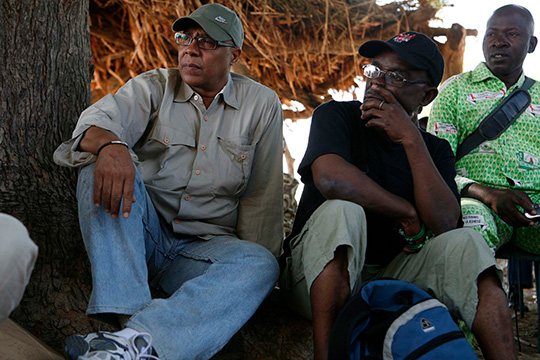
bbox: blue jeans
[77,163,279,360]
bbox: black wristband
[96,140,129,156]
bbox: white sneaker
[64,331,159,359]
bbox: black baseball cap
[358,31,444,86]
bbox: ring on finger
[378,100,385,110]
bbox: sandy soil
[495,260,540,359]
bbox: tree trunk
[440,23,467,83]
[0,0,108,352]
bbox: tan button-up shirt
[54,68,284,256]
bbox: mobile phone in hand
[525,204,540,221]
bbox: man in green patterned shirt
[428,5,540,256]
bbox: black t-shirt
[287,100,459,265]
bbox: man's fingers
[109,180,125,219]
[518,197,534,214]
[370,84,399,104]
[122,179,135,218]
[93,147,136,219]
[93,173,104,207]
[101,177,113,214]
[498,190,534,226]
[361,108,379,120]
[501,207,531,228]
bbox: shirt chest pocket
[214,136,255,198]
[136,125,196,185]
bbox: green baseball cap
[172,3,244,48]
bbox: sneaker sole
[64,334,90,359]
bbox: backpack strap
[455,76,535,162]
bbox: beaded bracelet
[97,140,129,156]
[398,223,426,244]
[404,240,427,252]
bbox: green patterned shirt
[427,62,540,194]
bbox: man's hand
[360,84,420,146]
[487,188,535,227]
[93,145,136,219]
[79,127,136,219]
[396,212,426,254]
[465,184,535,227]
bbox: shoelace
[130,333,160,360]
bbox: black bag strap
[455,76,535,162]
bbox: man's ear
[528,36,538,54]
[230,48,242,66]
[420,87,439,107]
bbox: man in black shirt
[280,32,515,360]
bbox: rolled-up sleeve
[53,71,164,168]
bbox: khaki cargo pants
[279,199,503,328]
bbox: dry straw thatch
[89,0,450,115]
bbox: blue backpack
[328,279,477,360]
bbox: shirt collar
[513,72,526,90]
[175,79,195,102]
[174,73,240,110]
[221,74,240,110]
[472,62,526,90]
[471,62,497,84]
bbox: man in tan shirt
[54,4,283,360]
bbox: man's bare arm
[463,183,535,227]
[312,154,421,235]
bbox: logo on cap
[215,16,227,24]
[394,33,416,43]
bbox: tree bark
[440,23,467,83]
[0,0,108,352]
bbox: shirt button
[194,95,199,101]
[164,138,170,143]
[195,170,201,175]
[204,116,208,121]
[241,154,246,160]
[185,195,190,201]
[174,219,180,224]
[201,145,206,150]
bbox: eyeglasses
[174,33,235,50]
[362,64,429,88]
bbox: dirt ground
[514,302,540,359]
[489,260,540,359]
[509,286,540,359]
